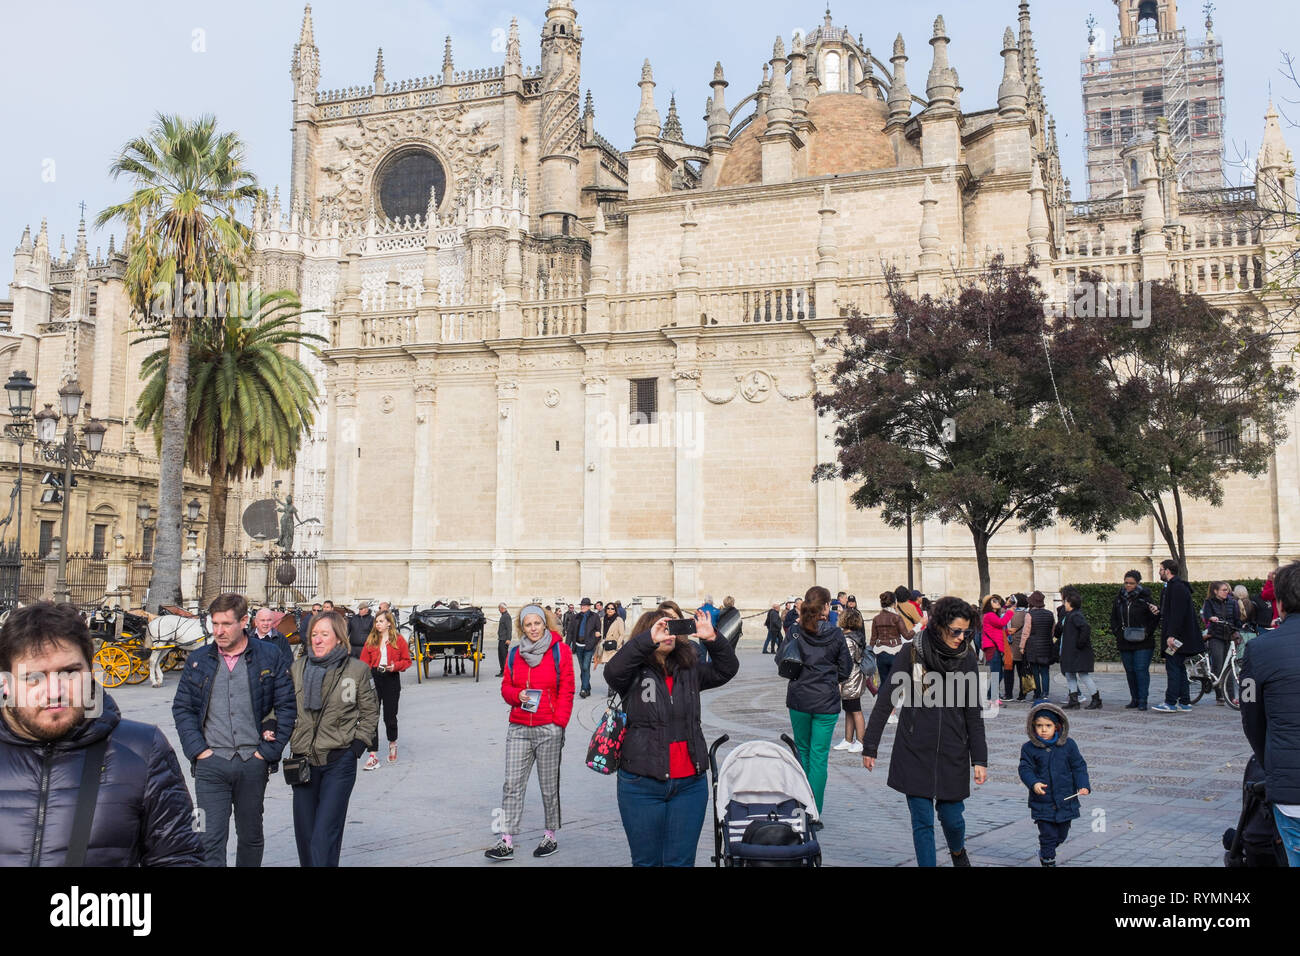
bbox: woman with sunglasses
[862,596,988,867]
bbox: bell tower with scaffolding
[1081,0,1225,198]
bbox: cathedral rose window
[375,148,447,222]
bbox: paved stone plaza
[116,642,1253,867]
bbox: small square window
[629,378,658,426]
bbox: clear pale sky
[2,0,1295,289]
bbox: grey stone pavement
[114,642,1253,867]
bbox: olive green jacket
[289,656,380,766]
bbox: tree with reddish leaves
[1051,275,1297,578]
[815,258,1099,598]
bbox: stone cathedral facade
[251,1,1299,608]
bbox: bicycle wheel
[1186,657,1207,704]
[1224,655,1242,711]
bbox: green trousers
[788,709,840,814]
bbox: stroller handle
[780,733,800,761]
[708,734,729,775]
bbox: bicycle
[1185,629,1243,710]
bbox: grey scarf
[518,631,554,669]
[303,643,348,711]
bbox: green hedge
[1068,579,1265,663]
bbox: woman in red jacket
[360,610,412,770]
[980,595,1014,711]
[485,605,575,862]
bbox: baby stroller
[708,734,822,867]
[1223,756,1287,867]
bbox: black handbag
[1122,627,1147,644]
[283,696,328,787]
[602,639,618,652]
[777,634,804,680]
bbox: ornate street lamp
[37,380,107,604]
[3,370,37,560]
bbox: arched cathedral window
[375,148,447,223]
[824,51,841,93]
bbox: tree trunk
[146,320,188,613]
[971,526,992,600]
[1170,481,1189,579]
[200,449,229,608]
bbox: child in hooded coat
[1018,702,1091,866]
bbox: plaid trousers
[500,722,564,835]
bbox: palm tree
[136,291,324,606]
[96,113,260,612]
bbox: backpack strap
[65,736,110,867]
[507,646,517,673]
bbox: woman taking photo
[605,601,738,867]
[980,595,1013,710]
[1110,572,1156,710]
[1202,581,1242,706]
[290,611,379,867]
[862,596,988,867]
[485,605,574,862]
[778,586,852,821]
[360,610,412,769]
[833,608,870,754]
[593,601,626,669]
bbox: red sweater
[501,633,575,728]
[360,637,412,672]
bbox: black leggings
[1208,637,1231,700]
[369,670,401,750]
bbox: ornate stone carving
[610,346,674,366]
[544,388,561,408]
[355,360,414,380]
[701,385,737,405]
[774,374,816,401]
[672,368,702,383]
[381,394,396,414]
[581,374,608,388]
[325,107,494,220]
[740,370,774,403]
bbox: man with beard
[0,602,202,866]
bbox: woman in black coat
[1110,570,1158,710]
[1020,591,1057,702]
[1201,581,1243,705]
[777,586,852,821]
[862,596,988,867]
[604,601,738,867]
[1057,586,1099,710]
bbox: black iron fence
[266,552,319,607]
[63,553,108,607]
[195,553,247,600]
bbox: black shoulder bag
[64,737,110,867]
[777,633,805,680]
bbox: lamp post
[36,380,106,604]
[3,370,36,558]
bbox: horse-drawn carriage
[90,606,157,688]
[405,605,486,682]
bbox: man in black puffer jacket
[1240,561,1300,866]
[0,602,202,866]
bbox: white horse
[146,614,214,687]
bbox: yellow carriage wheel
[125,651,151,684]
[95,645,131,688]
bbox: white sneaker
[832,739,853,751]
[887,711,899,725]
[848,740,863,753]
[363,753,380,771]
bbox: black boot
[1041,857,1057,867]
[1086,692,1102,710]
[1063,692,1081,710]
[950,848,972,867]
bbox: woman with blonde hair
[360,611,412,769]
[485,605,574,862]
[289,610,379,867]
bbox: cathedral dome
[716,92,896,188]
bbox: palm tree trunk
[200,451,229,608]
[147,320,188,612]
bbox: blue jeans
[905,795,966,867]
[1272,807,1300,867]
[762,631,780,653]
[1032,663,1052,699]
[1037,819,1072,861]
[1164,652,1190,706]
[1119,647,1153,705]
[576,648,594,694]
[616,770,708,867]
[292,755,359,867]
